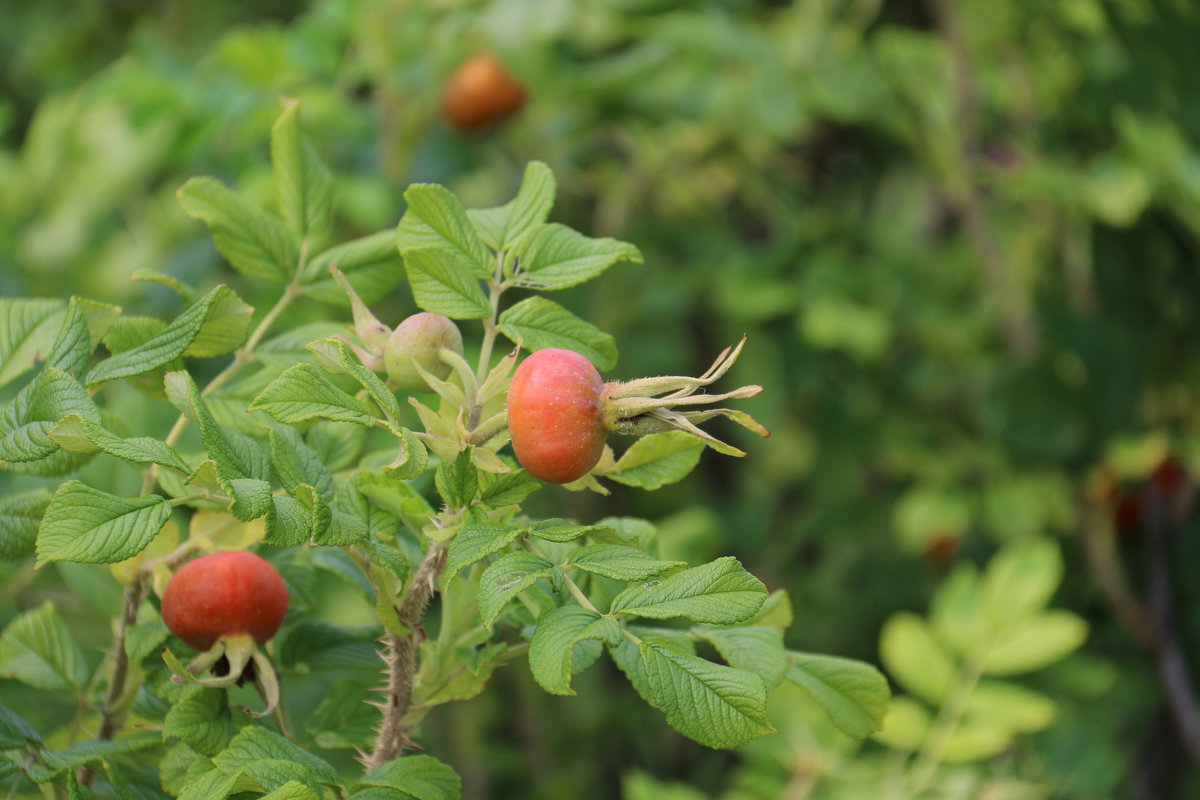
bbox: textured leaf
[786,651,891,739]
[566,545,685,582]
[510,223,642,290]
[467,161,556,250]
[639,640,773,749]
[694,625,788,691]
[0,603,88,692]
[529,605,622,695]
[0,704,43,749]
[477,468,542,507]
[163,686,240,757]
[610,557,766,624]
[442,509,521,585]
[608,432,705,491]
[86,285,252,387]
[307,337,403,421]
[0,297,64,389]
[48,414,191,474]
[402,246,490,319]
[272,100,334,241]
[178,176,298,283]
[269,426,334,503]
[498,297,617,371]
[358,754,462,800]
[478,552,559,629]
[248,364,376,426]
[301,231,404,306]
[397,183,493,277]
[527,519,615,543]
[35,481,170,566]
[0,489,52,561]
[0,367,99,474]
[212,726,338,786]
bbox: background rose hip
[161,551,288,651]
[440,52,526,132]
[507,348,606,483]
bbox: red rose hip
[162,551,288,651]
[507,348,606,484]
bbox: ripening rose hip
[441,53,526,132]
[507,348,606,484]
[161,551,288,651]
[383,312,464,392]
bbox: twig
[364,542,448,771]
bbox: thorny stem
[97,578,147,741]
[365,541,448,771]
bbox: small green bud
[384,312,464,392]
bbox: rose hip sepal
[160,551,288,716]
[505,338,769,484]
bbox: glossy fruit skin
[507,348,606,484]
[383,312,464,392]
[441,53,526,132]
[161,551,288,651]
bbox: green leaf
[478,468,542,507]
[565,545,685,581]
[608,432,705,490]
[358,754,462,800]
[130,269,200,303]
[269,426,334,503]
[402,247,490,319]
[0,367,98,474]
[0,489,51,561]
[48,414,191,474]
[0,704,43,749]
[435,449,478,508]
[163,686,241,757]
[879,612,957,704]
[983,610,1088,675]
[442,509,521,586]
[527,519,615,543]
[272,100,334,241]
[307,337,402,421]
[176,768,256,800]
[964,680,1057,733]
[35,481,170,567]
[259,782,321,800]
[0,297,64,389]
[397,183,493,277]
[86,285,253,387]
[873,696,933,752]
[301,231,404,306]
[212,725,338,786]
[304,679,378,750]
[167,371,270,485]
[980,538,1063,629]
[639,640,773,749]
[30,734,160,782]
[467,161,556,250]
[693,626,788,691]
[610,557,766,624]
[248,364,376,426]
[529,605,622,696]
[45,297,120,377]
[0,603,88,692]
[478,552,559,629]
[509,223,642,290]
[497,297,617,371]
[178,176,298,283]
[786,651,891,739]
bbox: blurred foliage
[4,0,1200,797]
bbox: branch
[364,542,448,771]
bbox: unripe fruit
[161,551,288,651]
[384,312,464,392]
[441,53,526,133]
[507,348,606,484]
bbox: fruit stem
[364,541,448,771]
[474,251,506,386]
